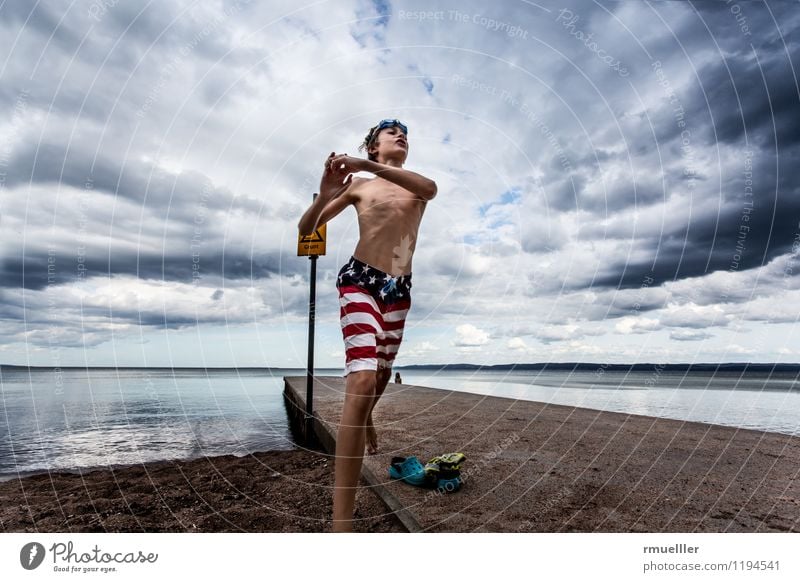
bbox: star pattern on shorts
[339,258,410,303]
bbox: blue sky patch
[478,188,522,216]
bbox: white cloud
[507,337,529,351]
[615,317,661,335]
[534,324,580,344]
[401,340,441,358]
[659,303,731,329]
[453,324,490,346]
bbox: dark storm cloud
[0,248,297,291]
[578,176,666,213]
[4,140,258,216]
[546,174,583,213]
[645,0,795,60]
[581,6,800,291]
[686,0,800,39]
[0,0,192,60]
[687,49,800,149]
[1,136,305,290]
[670,329,713,342]
[606,293,667,318]
[592,139,800,290]
[668,1,800,152]
[0,0,83,53]
[0,0,241,120]
[0,294,25,320]
[97,309,221,330]
[6,141,141,199]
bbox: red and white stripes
[338,284,411,375]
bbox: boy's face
[369,125,408,163]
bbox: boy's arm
[297,187,357,236]
[297,153,356,236]
[330,155,437,201]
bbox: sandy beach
[0,450,403,533]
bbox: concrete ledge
[283,377,422,532]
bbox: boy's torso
[349,176,427,276]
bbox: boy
[297,119,437,532]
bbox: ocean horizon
[1,365,798,481]
[3,362,800,371]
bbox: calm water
[1,367,798,479]
[398,368,800,436]
[0,368,298,480]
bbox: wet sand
[0,450,403,533]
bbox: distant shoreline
[2,362,800,372]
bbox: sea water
[398,368,800,436]
[1,367,798,479]
[0,367,297,480]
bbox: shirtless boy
[297,119,437,532]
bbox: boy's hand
[329,153,367,174]
[320,152,353,200]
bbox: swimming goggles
[374,119,408,134]
[365,119,408,144]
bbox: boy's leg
[365,290,411,453]
[332,369,377,532]
[365,366,392,454]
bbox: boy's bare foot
[365,418,378,455]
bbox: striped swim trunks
[336,255,412,376]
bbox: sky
[0,0,798,368]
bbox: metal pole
[305,254,317,444]
[305,195,319,446]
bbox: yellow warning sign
[297,223,326,256]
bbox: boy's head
[359,119,408,164]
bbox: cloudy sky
[1,0,798,367]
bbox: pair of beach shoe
[388,452,466,493]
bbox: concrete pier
[284,375,800,533]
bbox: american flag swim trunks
[336,255,412,376]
